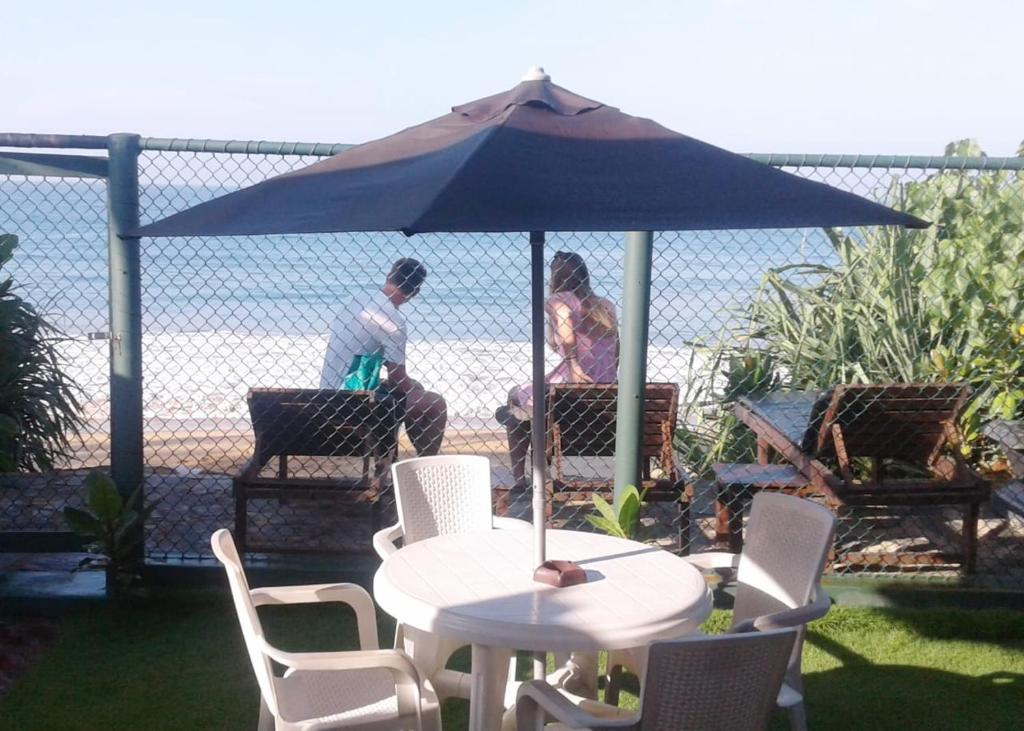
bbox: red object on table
[533,560,587,587]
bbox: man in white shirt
[320,258,447,456]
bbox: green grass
[1,590,1022,730]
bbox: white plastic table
[374,528,712,730]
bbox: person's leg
[404,387,447,456]
[504,419,531,486]
[496,388,532,488]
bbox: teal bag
[342,353,384,391]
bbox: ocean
[2,179,838,428]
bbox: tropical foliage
[586,484,650,540]
[673,346,780,480]
[746,140,1024,459]
[64,471,155,599]
[0,234,83,471]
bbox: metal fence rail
[1,133,1021,588]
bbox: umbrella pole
[529,230,548,685]
[529,231,547,568]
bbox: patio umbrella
[134,67,927,567]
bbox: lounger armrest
[235,457,262,481]
[493,516,531,531]
[516,680,640,729]
[681,551,741,572]
[250,583,379,650]
[731,586,832,633]
[373,523,405,559]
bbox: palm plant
[673,342,780,481]
[0,234,83,472]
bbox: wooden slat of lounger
[712,463,809,488]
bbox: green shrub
[0,234,83,471]
[673,344,780,480]
[64,471,155,600]
[747,140,1024,460]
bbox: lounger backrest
[247,388,379,465]
[811,383,971,465]
[547,383,679,460]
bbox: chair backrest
[640,628,797,731]
[247,388,380,466]
[210,529,279,716]
[810,383,971,466]
[546,382,678,465]
[392,455,494,545]
[733,493,836,628]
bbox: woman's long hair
[549,251,618,337]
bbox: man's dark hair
[387,258,427,297]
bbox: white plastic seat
[373,455,530,702]
[373,454,529,558]
[606,492,836,731]
[517,628,798,730]
[211,529,440,731]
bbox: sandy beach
[57,333,707,476]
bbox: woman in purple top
[496,251,619,489]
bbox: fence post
[106,134,143,516]
[613,231,654,503]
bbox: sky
[4,0,1023,156]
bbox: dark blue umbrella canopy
[135,74,926,236]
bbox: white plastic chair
[373,455,530,701]
[211,529,440,731]
[516,628,798,730]
[373,454,529,558]
[606,492,836,731]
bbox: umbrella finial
[521,66,550,82]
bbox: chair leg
[715,486,745,552]
[679,494,691,555]
[371,497,382,533]
[714,491,733,550]
[786,698,808,731]
[257,696,274,731]
[234,481,248,555]
[963,501,980,574]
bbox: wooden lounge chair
[233,388,398,554]
[716,383,988,572]
[982,419,1024,518]
[546,383,680,505]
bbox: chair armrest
[235,457,262,481]
[259,640,424,717]
[493,516,531,531]
[373,523,404,559]
[250,583,379,650]
[516,680,640,729]
[260,640,419,679]
[682,551,741,572]
[730,586,832,633]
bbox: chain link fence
[2,138,1022,588]
[0,171,110,539]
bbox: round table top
[373,528,712,652]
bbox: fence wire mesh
[2,140,1022,588]
[0,173,109,536]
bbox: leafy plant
[673,344,780,480]
[746,140,1024,461]
[64,471,155,599]
[0,233,83,471]
[586,484,649,540]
